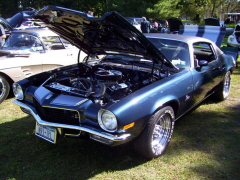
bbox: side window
[193,42,216,63]
[42,36,65,50]
[31,38,43,51]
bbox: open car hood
[33,5,175,68]
[9,10,36,28]
[0,9,36,33]
[0,17,13,32]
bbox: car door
[40,36,79,71]
[16,35,44,77]
[191,42,224,104]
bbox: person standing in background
[0,24,6,47]
[87,11,94,17]
[140,17,151,33]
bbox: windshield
[2,34,39,50]
[148,37,190,68]
[2,34,72,51]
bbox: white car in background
[125,17,142,32]
[0,28,85,103]
[227,23,240,48]
[0,17,85,103]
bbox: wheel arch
[0,71,14,92]
[0,71,14,84]
[130,98,180,139]
[219,68,233,85]
[152,97,180,120]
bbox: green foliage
[226,24,237,28]
[105,0,160,18]
[147,0,180,20]
[0,0,240,25]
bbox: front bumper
[13,99,131,145]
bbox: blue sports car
[13,6,235,159]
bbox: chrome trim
[13,100,131,142]
[0,78,6,99]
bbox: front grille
[34,99,80,126]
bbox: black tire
[134,106,175,159]
[214,71,231,101]
[0,75,10,104]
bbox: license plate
[35,123,56,144]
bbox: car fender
[0,67,24,83]
[106,75,190,136]
[114,94,180,138]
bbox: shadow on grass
[171,100,240,179]
[0,114,147,180]
[1,99,240,180]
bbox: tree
[146,0,180,20]
[1,0,239,23]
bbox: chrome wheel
[0,76,10,104]
[151,113,173,156]
[0,78,6,98]
[134,106,174,159]
[223,71,231,99]
[214,71,231,101]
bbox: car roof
[146,33,223,56]
[145,33,213,44]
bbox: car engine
[43,63,165,105]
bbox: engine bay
[43,62,170,105]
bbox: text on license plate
[35,123,56,144]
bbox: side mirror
[196,60,208,71]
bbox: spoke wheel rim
[223,72,231,98]
[0,78,6,99]
[151,113,172,156]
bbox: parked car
[204,17,221,26]
[227,23,240,49]
[166,17,183,33]
[7,7,36,28]
[16,20,42,30]
[125,17,142,32]
[13,6,235,159]
[0,28,84,104]
[0,7,41,37]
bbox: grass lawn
[0,60,240,180]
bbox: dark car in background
[13,6,234,159]
[166,17,183,33]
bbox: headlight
[98,110,117,132]
[13,83,24,100]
